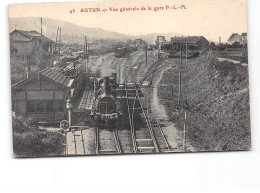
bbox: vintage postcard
[9,0,250,157]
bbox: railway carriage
[114,45,137,58]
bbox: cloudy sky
[9,0,247,42]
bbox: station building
[11,67,77,124]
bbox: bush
[12,117,65,157]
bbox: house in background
[171,36,210,50]
[227,33,247,45]
[10,30,55,60]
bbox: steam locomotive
[90,74,122,127]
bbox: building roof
[12,67,74,90]
[10,29,54,43]
[40,68,74,88]
[171,36,208,44]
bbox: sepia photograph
[9,0,250,158]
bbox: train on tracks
[114,45,138,58]
[90,74,122,127]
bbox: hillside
[158,53,251,151]
[9,17,183,43]
[9,17,131,42]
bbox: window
[36,102,44,112]
[45,101,54,112]
[54,100,64,112]
[27,100,54,113]
[28,101,37,113]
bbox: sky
[9,0,248,42]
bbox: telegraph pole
[83,37,86,57]
[178,46,182,106]
[145,48,148,67]
[186,40,188,70]
[85,36,88,58]
[40,18,42,35]
[58,27,62,54]
[183,111,187,151]
[119,60,121,84]
[55,27,59,52]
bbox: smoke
[100,65,116,77]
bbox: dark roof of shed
[12,68,74,90]
[40,68,74,88]
[10,30,54,43]
[171,36,208,44]
[13,30,42,37]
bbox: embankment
[158,54,251,151]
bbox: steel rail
[138,60,168,89]
[128,67,159,153]
[157,119,171,152]
[141,56,172,152]
[124,57,138,153]
[113,129,122,154]
[72,129,78,155]
[95,124,99,155]
[125,51,146,82]
[80,128,86,154]
[133,82,159,153]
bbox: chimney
[219,37,221,44]
[103,77,110,96]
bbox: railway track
[95,126,122,155]
[142,55,178,153]
[65,51,176,155]
[126,51,178,153]
[123,51,174,153]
